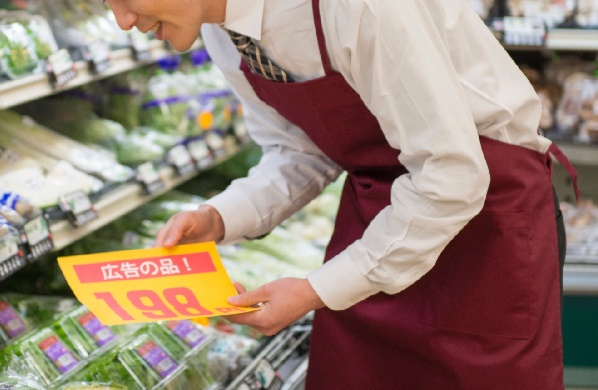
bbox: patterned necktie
[227,30,293,83]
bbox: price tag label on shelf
[137,161,165,194]
[57,242,258,325]
[187,139,212,170]
[22,215,54,260]
[0,233,25,281]
[58,191,98,227]
[167,144,196,177]
[46,48,78,88]
[129,30,152,62]
[23,215,50,246]
[84,40,112,74]
[205,131,227,159]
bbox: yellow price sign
[58,242,258,325]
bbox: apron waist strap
[549,142,580,201]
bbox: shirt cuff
[204,191,260,245]
[307,242,381,310]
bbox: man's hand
[154,204,225,247]
[226,278,325,336]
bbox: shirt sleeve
[308,0,492,310]
[200,24,343,244]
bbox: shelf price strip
[167,144,196,177]
[186,137,213,170]
[83,40,112,75]
[58,190,98,227]
[137,161,165,195]
[46,48,78,88]
[57,242,258,325]
[129,30,152,62]
[0,233,26,282]
[21,215,54,261]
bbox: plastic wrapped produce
[205,328,259,383]
[0,294,79,331]
[102,72,147,130]
[17,11,58,60]
[0,10,40,79]
[140,56,192,137]
[0,297,30,347]
[114,131,166,167]
[58,382,127,390]
[17,97,127,152]
[186,49,229,93]
[184,49,235,143]
[71,328,218,390]
[0,145,103,208]
[0,191,39,221]
[0,327,84,387]
[0,109,134,184]
[29,0,128,56]
[220,245,310,291]
[0,164,102,208]
[51,306,119,360]
[283,213,334,248]
[240,227,326,271]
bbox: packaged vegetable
[0,298,30,346]
[0,327,83,386]
[51,306,119,359]
[0,109,134,183]
[0,10,40,79]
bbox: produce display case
[225,317,312,390]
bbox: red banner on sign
[73,252,216,283]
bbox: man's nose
[106,0,138,30]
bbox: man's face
[105,0,219,52]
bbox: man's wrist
[304,279,326,310]
[199,204,225,242]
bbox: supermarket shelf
[49,145,243,251]
[0,40,170,110]
[546,28,598,51]
[564,263,598,295]
[49,165,191,251]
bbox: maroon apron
[239,1,564,387]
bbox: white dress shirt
[201,0,553,310]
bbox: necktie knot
[227,30,293,83]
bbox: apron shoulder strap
[311,0,335,76]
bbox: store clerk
[107,0,568,387]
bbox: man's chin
[168,39,197,53]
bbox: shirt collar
[224,0,265,40]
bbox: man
[107,0,566,387]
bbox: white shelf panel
[546,28,598,51]
[0,40,170,110]
[564,263,598,295]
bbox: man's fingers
[154,214,186,247]
[228,286,267,307]
[154,224,178,247]
[233,282,247,295]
